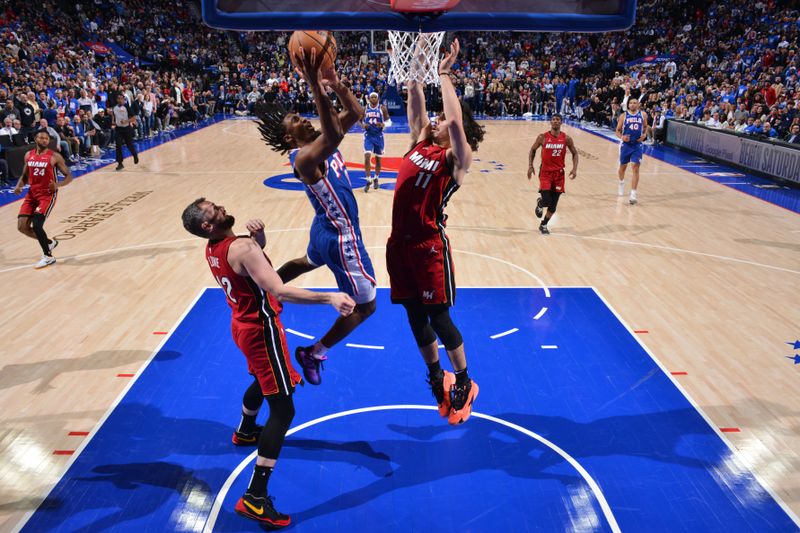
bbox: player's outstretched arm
[615,113,627,141]
[322,68,363,132]
[236,239,355,316]
[566,135,579,179]
[13,154,30,195]
[439,39,472,183]
[528,134,544,180]
[407,80,429,145]
[638,112,649,143]
[293,49,344,178]
[52,152,73,190]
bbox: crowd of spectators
[1,0,798,184]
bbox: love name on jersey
[408,150,441,172]
[207,255,220,268]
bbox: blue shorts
[619,142,643,165]
[306,225,376,304]
[364,135,384,156]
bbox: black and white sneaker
[363,179,371,193]
[373,177,380,190]
[539,224,550,235]
[534,197,543,218]
[49,238,59,254]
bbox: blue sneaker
[295,346,326,385]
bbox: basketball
[288,30,337,71]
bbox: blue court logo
[786,340,800,365]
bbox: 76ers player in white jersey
[361,92,389,192]
[254,47,376,386]
[616,86,648,205]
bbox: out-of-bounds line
[11,288,210,533]
[490,328,519,339]
[541,345,558,349]
[201,405,621,533]
[286,328,314,339]
[590,287,800,528]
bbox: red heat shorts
[19,188,57,218]
[539,168,565,193]
[232,317,302,396]
[386,233,455,305]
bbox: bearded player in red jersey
[182,198,354,528]
[387,38,485,425]
[14,130,73,268]
[527,114,579,234]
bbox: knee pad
[427,305,463,351]
[403,301,437,347]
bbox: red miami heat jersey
[206,236,282,324]
[26,149,57,190]
[391,139,457,240]
[540,131,567,172]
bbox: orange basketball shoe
[448,379,479,425]
[427,370,455,417]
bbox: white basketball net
[387,31,445,86]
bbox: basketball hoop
[387,31,445,86]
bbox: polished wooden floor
[0,119,798,531]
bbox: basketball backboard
[201,0,636,32]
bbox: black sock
[455,367,469,386]
[247,464,273,496]
[238,411,257,433]
[426,359,442,377]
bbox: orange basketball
[288,31,337,72]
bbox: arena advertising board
[666,120,800,184]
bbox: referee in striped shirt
[112,94,139,171]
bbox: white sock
[312,341,328,359]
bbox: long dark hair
[253,102,292,154]
[460,102,485,152]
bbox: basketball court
[1,1,799,531]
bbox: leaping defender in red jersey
[387,38,485,425]
[14,130,73,268]
[527,114,579,234]
[182,198,355,528]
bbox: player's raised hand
[330,292,355,316]
[438,38,460,75]
[293,47,320,85]
[320,64,340,90]
[246,219,265,235]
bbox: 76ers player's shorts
[364,134,384,156]
[19,188,57,218]
[619,142,643,165]
[386,233,455,306]
[232,317,302,396]
[307,225,377,304]
[539,169,566,193]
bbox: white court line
[345,343,385,350]
[200,405,621,533]
[533,307,548,320]
[718,182,750,185]
[554,233,800,276]
[11,288,210,533]
[591,287,800,528]
[286,328,314,339]
[541,345,559,349]
[490,328,519,339]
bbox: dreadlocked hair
[460,102,485,152]
[253,102,292,154]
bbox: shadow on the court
[272,421,583,526]
[283,438,393,478]
[55,244,198,267]
[0,350,180,393]
[61,461,229,533]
